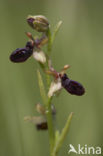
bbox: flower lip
[61,73,85,96]
[66,80,85,96]
[10,48,29,62]
[36,122,48,130]
[60,73,69,82]
[10,41,34,63]
[10,48,33,63]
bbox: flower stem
[47,28,52,54]
[45,97,55,154]
[45,28,56,155]
[37,69,55,155]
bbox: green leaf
[37,70,47,105]
[46,21,62,54]
[53,112,73,155]
[55,130,60,143]
[51,20,62,45]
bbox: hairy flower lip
[61,74,85,96]
[36,122,48,130]
[10,42,34,63]
[10,48,28,63]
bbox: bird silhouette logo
[68,144,78,154]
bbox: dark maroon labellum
[10,42,33,63]
[36,122,48,130]
[61,74,85,96]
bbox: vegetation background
[0,0,103,156]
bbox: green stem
[45,97,55,154]
[46,74,51,89]
[52,112,73,156]
[47,28,52,54]
[46,28,56,155]
[38,22,65,156]
[37,69,55,155]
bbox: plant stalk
[45,97,55,155]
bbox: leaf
[53,112,73,155]
[55,130,60,143]
[37,70,47,105]
[51,20,62,45]
[46,21,62,54]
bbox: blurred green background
[0,0,103,156]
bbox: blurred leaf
[51,21,62,45]
[37,70,47,105]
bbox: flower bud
[27,15,49,32]
[33,50,46,64]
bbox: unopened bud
[33,50,46,64]
[27,15,49,32]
